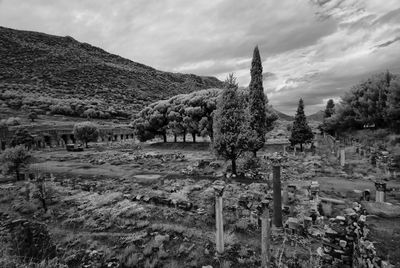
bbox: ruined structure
[0,124,135,151]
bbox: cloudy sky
[1,0,400,114]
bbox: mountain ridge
[0,26,224,118]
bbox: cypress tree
[248,46,267,157]
[290,98,314,151]
[213,74,252,175]
[324,99,335,118]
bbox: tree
[167,109,184,142]
[320,99,336,135]
[28,111,38,122]
[213,74,254,175]
[0,145,33,180]
[183,106,202,143]
[387,77,400,132]
[324,99,335,118]
[73,122,99,148]
[10,128,34,149]
[290,98,314,151]
[248,46,267,157]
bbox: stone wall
[320,202,391,267]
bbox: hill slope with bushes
[0,26,224,119]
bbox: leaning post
[213,182,225,254]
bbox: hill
[307,110,324,122]
[273,109,294,121]
[0,26,224,119]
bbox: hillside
[307,110,324,122]
[0,26,224,119]
[273,109,294,121]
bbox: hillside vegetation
[0,26,224,119]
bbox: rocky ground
[1,138,400,267]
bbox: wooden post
[340,149,345,167]
[273,165,282,227]
[214,185,225,254]
[261,200,271,268]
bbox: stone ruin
[320,203,391,268]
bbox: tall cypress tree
[248,46,266,157]
[290,98,314,151]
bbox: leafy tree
[134,117,155,142]
[167,109,184,142]
[213,74,254,175]
[387,77,400,132]
[11,128,35,149]
[0,145,33,180]
[28,111,38,122]
[248,46,267,157]
[323,72,397,134]
[324,99,335,118]
[290,98,314,151]
[73,122,99,148]
[149,101,169,142]
[183,106,202,142]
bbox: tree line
[321,71,400,135]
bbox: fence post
[213,184,225,254]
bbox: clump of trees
[0,145,33,180]
[322,71,400,134]
[73,122,99,148]
[132,75,277,144]
[0,90,129,119]
[290,98,314,151]
[133,88,221,142]
[11,128,35,149]
[0,117,21,126]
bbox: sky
[1,0,400,115]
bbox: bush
[5,117,21,126]
[73,122,99,148]
[4,219,56,262]
[240,154,261,172]
[50,104,74,116]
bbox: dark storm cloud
[0,0,399,114]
